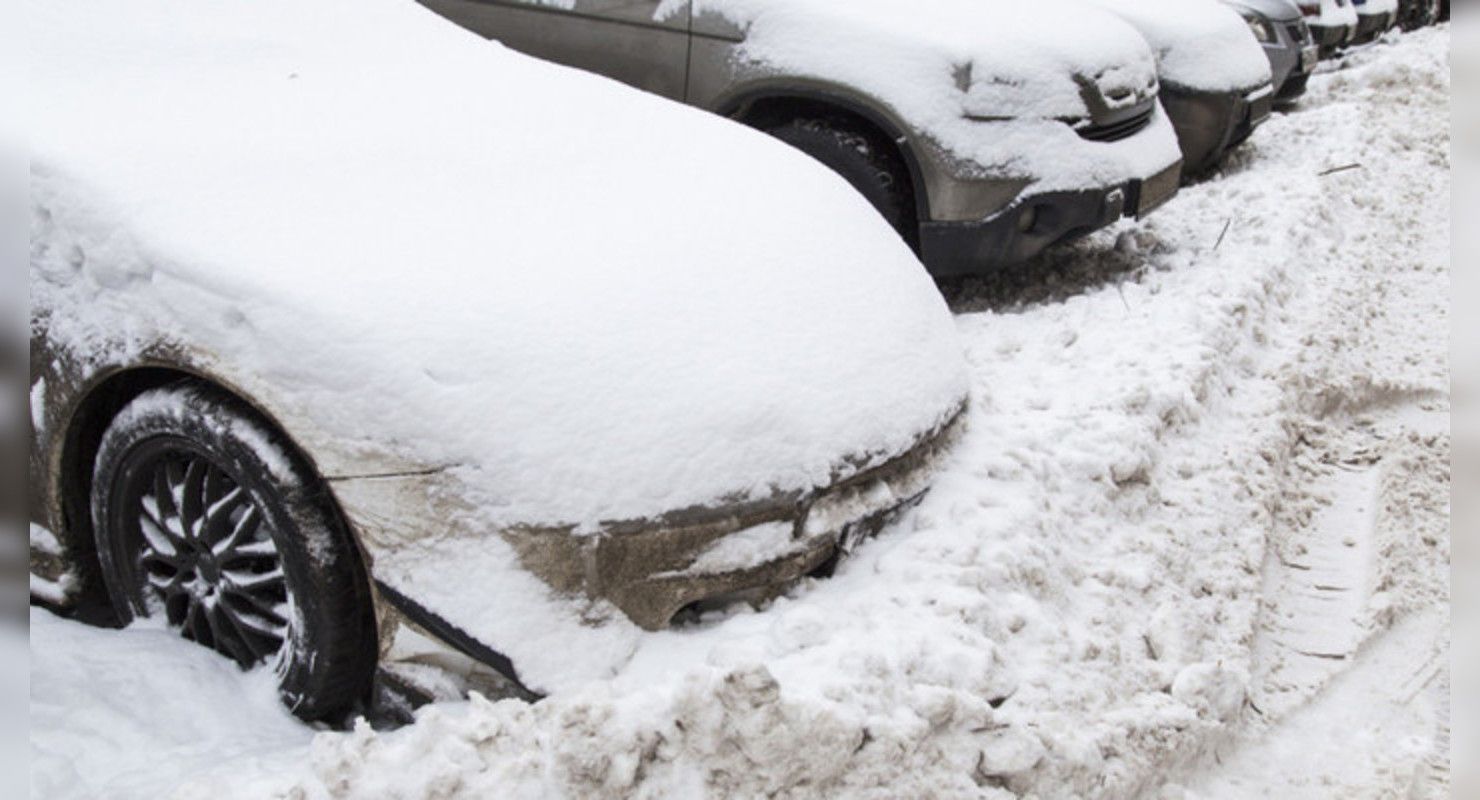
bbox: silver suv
[420,0,1186,278]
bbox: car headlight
[1241,11,1276,42]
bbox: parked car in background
[31,0,972,719]
[1297,0,1359,55]
[1396,0,1439,30]
[1351,0,1399,42]
[420,0,1186,279]
[1224,0,1321,103]
[1080,0,1274,175]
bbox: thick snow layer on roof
[1081,0,1273,91]
[694,0,1182,191]
[30,0,968,529]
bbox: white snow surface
[1313,0,1360,28]
[692,0,1183,191]
[1080,0,1273,91]
[30,25,1450,800]
[29,0,968,532]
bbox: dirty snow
[30,22,1450,800]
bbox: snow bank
[692,0,1182,192]
[1081,0,1273,91]
[30,608,311,800]
[29,0,968,531]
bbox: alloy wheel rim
[120,444,292,668]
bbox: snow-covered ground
[29,26,1450,800]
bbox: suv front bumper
[1161,84,1274,175]
[917,158,1182,279]
[1353,11,1395,43]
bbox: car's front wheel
[90,383,377,722]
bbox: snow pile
[29,0,968,532]
[29,23,1449,800]
[29,609,311,800]
[690,0,1182,192]
[1080,0,1273,91]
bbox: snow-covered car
[1297,0,1360,55]
[420,0,1186,278]
[29,0,970,720]
[1077,0,1274,175]
[1223,0,1322,103]
[1351,0,1399,42]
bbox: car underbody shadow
[938,226,1151,315]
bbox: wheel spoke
[210,502,259,558]
[206,605,258,666]
[137,515,183,560]
[223,587,288,626]
[201,487,248,549]
[222,565,284,593]
[184,600,212,647]
[227,605,288,640]
[180,457,208,541]
[218,602,284,662]
[152,464,180,529]
[143,560,187,595]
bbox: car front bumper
[501,402,967,630]
[916,159,1182,279]
[1313,21,1357,54]
[1353,11,1395,42]
[1160,83,1274,175]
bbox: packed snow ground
[30,26,1450,800]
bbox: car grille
[1288,21,1312,44]
[1075,105,1154,142]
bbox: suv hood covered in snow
[30,0,969,531]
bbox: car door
[419,0,692,100]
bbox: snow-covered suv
[1078,0,1276,175]
[421,0,1186,278]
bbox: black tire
[90,382,377,722]
[762,116,917,248]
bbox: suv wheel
[90,383,377,722]
[762,116,917,248]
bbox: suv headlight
[1241,11,1276,42]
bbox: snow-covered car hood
[1306,0,1360,26]
[1354,0,1398,16]
[1224,0,1304,24]
[1081,0,1273,92]
[30,0,969,531]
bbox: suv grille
[1287,21,1312,44]
[1075,106,1154,142]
